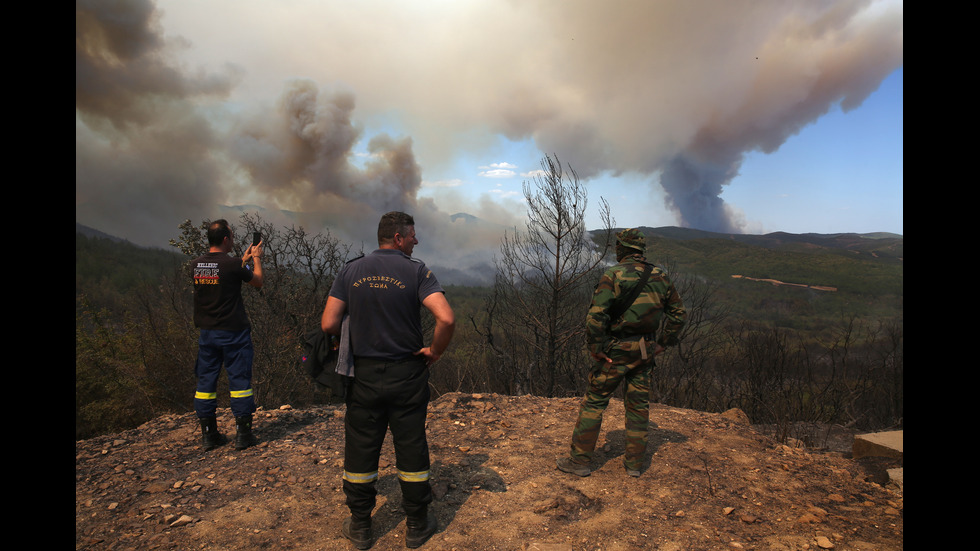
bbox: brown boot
[556,456,591,477]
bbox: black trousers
[343,356,433,520]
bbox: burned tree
[481,155,613,396]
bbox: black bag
[301,329,348,400]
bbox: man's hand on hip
[415,347,441,366]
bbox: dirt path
[731,275,837,292]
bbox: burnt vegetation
[77,208,902,446]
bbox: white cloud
[521,170,548,178]
[478,169,516,178]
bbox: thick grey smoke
[226,80,420,240]
[75,0,513,277]
[472,0,904,233]
[75,0,240,245]
[659,156,744,234]
[221,78,512,278]
[77,0,902,260]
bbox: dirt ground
[75,392,903,550]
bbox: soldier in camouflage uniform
[557,228,685,477]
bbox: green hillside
[76,231,187,314]
[77,225,904,330]
[594,226,903,333]
[76,224,903,439]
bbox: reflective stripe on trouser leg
[397,468,432,519]
[343,470,379,484]
[223,330,255,418]
[229,388,255,418]
[194,330,223,418]
[193,328,256,418]
[342,467,381,521]
[343,376,389,520]
[397,470,430,483]
[343,357,433,520]
[387,361,433,519]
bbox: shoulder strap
[608,262,653,323]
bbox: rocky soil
[75,392,903,550]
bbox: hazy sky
[76,0,903,258]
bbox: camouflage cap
[616,228,645,252]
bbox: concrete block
[852,430,903,460]
[887,467,903,490]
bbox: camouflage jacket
[585,254,686,355]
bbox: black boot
[199,417,227,450]
[405,511,437,548]
[342,516,374,550]
[235,414,258,450]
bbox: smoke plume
[77,0,902,266]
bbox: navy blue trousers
[194,328,256,418]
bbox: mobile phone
[252,232,261,246]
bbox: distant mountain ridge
[636,225,902,241]
[78,218,902,254]
[635,225,901,248]
[76,222,129,243]
[77,219,903,290]
[617,225,904,262]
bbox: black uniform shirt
[329,249,444,361]
[192,252,254,330]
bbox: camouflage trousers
[569,338,652,472]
